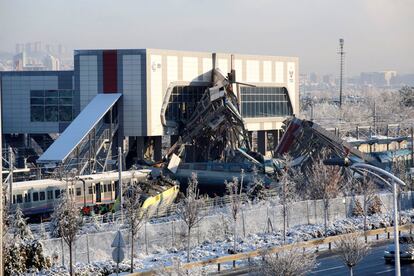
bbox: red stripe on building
[103,50,118,93]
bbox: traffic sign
[111,230,126,248]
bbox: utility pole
[338,38,345,108]
[118,147,123,222]
[373,102,377,131]
[9,146,13,209]
[0,79,3,276]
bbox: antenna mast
[338,38,345,108]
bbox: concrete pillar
[136,136,145,161]
[257,130,267,155]
[154,136,162,161]
[248,131,253,151]
[269,130,278,150]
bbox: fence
[130,224,414,276]
[40,191,414,266]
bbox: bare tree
[225,171,244,253]
[334,233,370,276]
[176,173,206,262]
[307,150,343,237]
[355,177,377,242]
[124,181,147,273]
[277,155,298,244]
[52,191,82,276]
[258,246,317,276]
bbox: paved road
[311,242,414,276]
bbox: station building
[0,49,298,168]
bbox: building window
[165,85,207,123]
[30,89,74,122]
[240,87,293,118]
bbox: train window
[33,192,39,201]
[76,188,81,196]
[88,186,93,194]
[24,193,31,203]
[16,194,23,204]
[55,190,61,198]
[93,186,96,194]
[47,190,53,200]
[40,191,45,201]
[103,184,107,193]
[12,195,16,204]
[107,184,112,192]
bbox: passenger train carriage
[11,169,179,217]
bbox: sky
[0,0,413,75]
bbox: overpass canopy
[37,93,122,164]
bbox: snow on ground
[33,209,414,275]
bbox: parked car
[384,235,414,263]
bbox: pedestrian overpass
[37,93,122,175]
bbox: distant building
[43,55,60,70]
[13,52,26,71]
[322,74,334,86]
[360,71,397,87]
[34,41,42,53]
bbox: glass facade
[165,85,207,122]
[30,89,74,122]
[241,87,292,118]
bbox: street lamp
[324,158,405,276]
[349,163,405,276]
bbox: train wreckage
[151,64,396,194]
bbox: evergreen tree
[352,199,364,217]
[25,240,51,272]
[368,195,383,215]
[4,241,27,275]
[12,205,34,241]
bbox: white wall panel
[275,62,284,83]
[167,56,178,84]
[246,60,259,82]
[234,59,243,82]
[150,55,163,135]
[218,58,228,74]
[287,62,296,110]
[202,57,212,81]
[263,61,272,83]
[182,57,198,82]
